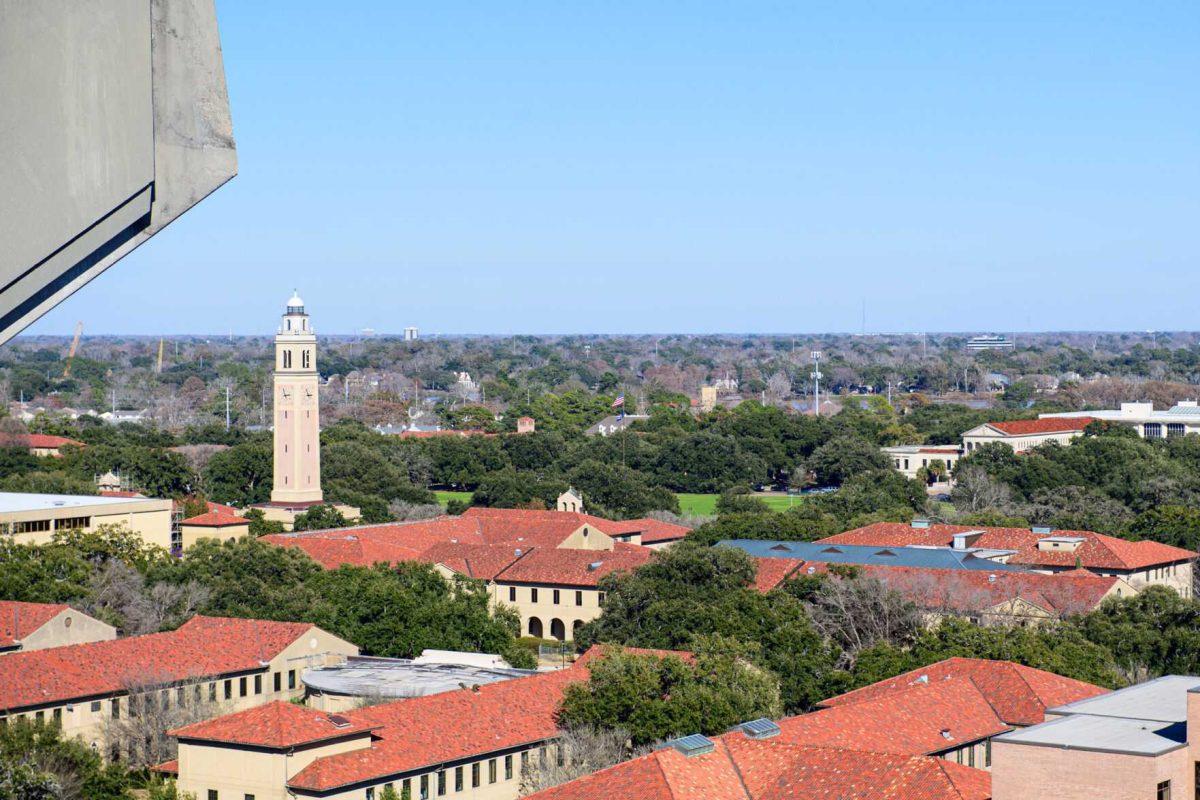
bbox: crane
[62,321,83,378]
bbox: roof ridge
[717,737,755,800]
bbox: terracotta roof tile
[821,522,1196,571]
[752,558,805,592]
[0,601,68,648]
[181,509,246,527]
[0,616,317,711]
[817,656,1107,726]
[420,541,528,580]
[493,544,654,587]
[986,417,1095,435]
[171,701,378,748]
[24,433,85,450]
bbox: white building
[882,444,962,480]
[962,417,1094,454]
[1041,402,1200,440]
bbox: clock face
[280,387,291,400]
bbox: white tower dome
[286,290,305,313]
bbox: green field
[434,490,472,507]
[438,490,801,515]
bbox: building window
[489,759,497,783]
[52,708,62,726]
[575,591,583,606]
[420,774,429,800]
[1146,423,1163,439]
[111,699,120,719]
[599,591,606,604]
[208,792,218,800]
[54,516,90,530]
[90,701,101,713]
[209,683,217,702]
[455,766,463,791]
[224,680,232,700]
[254,675,262,694]
[239,677,247,697]
[288,670,296,690]
[509,587,516,602]
[402,780,410,797]
[531,588,538,603]
[472,763,480,788]
[366,789,374,800]
[302,350,311,369]
[967,745,975,767]
[505,754,513,780]
[13,519,51,534]
[437,770,446,796]
[1169,423,1186,438]
[245,795,255,800]
[1157,780,1171,800]
[985,739,991,767]
[283,350,292,368]
[553,589,560,605]
[274,672,281,692]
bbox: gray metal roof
[302,655,536,700]
[1047,675,1200,723]
[995,714,1187,756]
[719,540,1027,572]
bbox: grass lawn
[677,493,803,515]
[434,490,472,507]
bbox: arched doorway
[550,618,566,641]
[528,617,543,638]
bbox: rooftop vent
[737,718,781,740]
[820,546,843,555]
[940,729,954,740]
[769,544,791,552]
[667,734,716,758]
[1031,526,1055,535]
[587,561,604,571]
[912,519,931,529]
[874,549,897,558]
[806,567,816,575]
[915,675,929,685]
[328,714,352,729]
[514,549,522,556]
[988,574,997,583]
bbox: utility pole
[810,351,823,416]
[887,381,894,406]
[225,386,231,431]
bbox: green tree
[0,719,132,800]
[292,504,349,532]
[203,441,273,505]
[565,460,679,518]
[805,436,890,486]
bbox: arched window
[550,619,566,641]
[302,350,310,369]
[527,617,543,638]
[283,350,292,369]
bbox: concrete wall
[492,585,603,641]
[556,524,614,551]
[180,521,250,550]
[0,498,174,549]
[178,733,373,800]
[992,740,1190,800]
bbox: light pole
[810,351,823,416]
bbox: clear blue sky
[27,1,1200,336]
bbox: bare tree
[85,561,210,635]
[807,574,923,667]
[950,466,1013,514]
[387,501,445,521]
[518,726,649,796]
[103,676,230,768]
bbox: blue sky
[27,2,1200,336]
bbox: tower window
[283,350,292,368]
[302,350,310,369]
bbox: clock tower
[270,291,323,504]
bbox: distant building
[251,293,357,530]
[699,385,717,412]
[516,416,536,434]
[178,508,251,550]
[0,491,173,548]
[1041,401,1200,440]
[882,444,962,479]
[961,416,1094,454]
[992,676,1200,800]
[18,433,85,458]
[403,326,418,341]
[584,414,648,436]
[556,488,582,513]
[966,334,1015,351]
[819,521,1196,594]
[0,601,116,654]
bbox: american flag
[611,394,625,409]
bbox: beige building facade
[0,618,358,752]
[0,491,173,548]
[0,601,116,654]
[882,444,962,480]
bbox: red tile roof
[493,544,654,587]
[817,657,1107,727]
[605,517,691,545]
[261,517,484,569]
[171,701,378,748]
[421,541,528,580]
[821,522,1196,571]
[181,509,246,527]
[779,676,1009,755]
[462,507,623,548]
[0,601,68,648]
[984,417,1095,436]
[839,564,1122,617]
[285,666,584,791]
[753,557,805,592]
[25,433,85,450]
[0,616,320,711]
[524,737,990,800]
[573,644,696,667]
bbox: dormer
[951,530,985,550]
